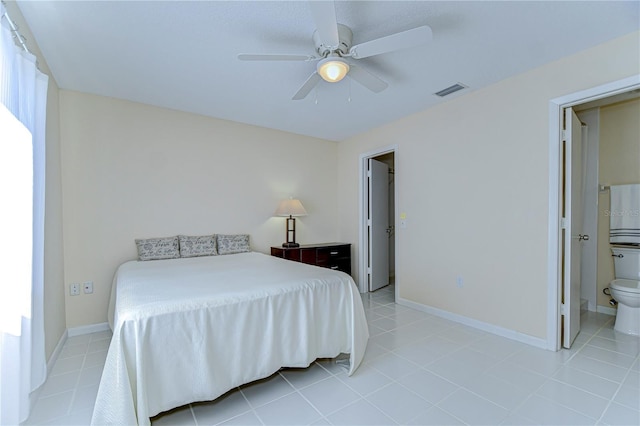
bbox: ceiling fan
[238,1,433,100]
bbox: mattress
[91,251,369,425]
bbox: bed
[90,251,369,425]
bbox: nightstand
[270,243,351,276]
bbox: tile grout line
[542,318,638,425]
[519,319,607,424]
[66,332,95,419]
[362,328,478,426]
[451,315,618,425]
[592,320,640,424]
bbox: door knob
[578,234,590,241]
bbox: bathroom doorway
[359,146,397,297]
[574,94,640,318]
[547,75,640,351]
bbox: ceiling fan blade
[309,0,339,49]
[292,72,322,100]
[349,25,433,59]
[347,64,388,93]
[238,54,317,61]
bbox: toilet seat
[610,279,640,294]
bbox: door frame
[359,144,398,295]
[546,75,640,351]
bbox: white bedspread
[91,252,369,425]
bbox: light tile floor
[25,286,640,425]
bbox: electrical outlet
[70,283,80,296]
[83,281,94,294]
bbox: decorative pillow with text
[179,234,217,258]
[216,234,251,255]
[135,236,180,261]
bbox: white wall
[59,91,340,327]
[338,31,640,340]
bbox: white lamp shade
[317,58,349,83]
[275,198,307,217]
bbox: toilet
[609,246,640,336]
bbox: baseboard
[29,329,69,415]
[396,297,549,350]
[580,298,588,313]
[47,329,68,373]
[596,305,617,316]
[67,322,110,337]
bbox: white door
[368,159,389,292]
[563,107,585,349]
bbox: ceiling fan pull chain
[348,78,352,102]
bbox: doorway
[547,75,640,351]
[359,146,397,296]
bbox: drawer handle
[330,251,339,255]
[330,266,339,270]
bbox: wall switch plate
[399,212,407,228]
[70,283,80,296]
[83,281,94,294]
[456,276,464,288]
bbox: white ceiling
[16,1,640,141]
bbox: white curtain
[0,3,49,424]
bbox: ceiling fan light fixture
[317,57,349,83]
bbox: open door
[562,107,585,348]
[368,158,389,291]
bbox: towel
[609,184,640,244]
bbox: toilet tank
[612,246,640,280]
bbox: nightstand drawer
[316,245,350,263]
[324,258,351,273]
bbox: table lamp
[274,197,307,247]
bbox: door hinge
[561,217,567,229]
[560,303,566,315]
[367,170,372,177]
[561,129,567,142]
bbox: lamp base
[282,242,300,248]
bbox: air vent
[434,83,467,97]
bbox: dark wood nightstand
[270,243,351,276]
